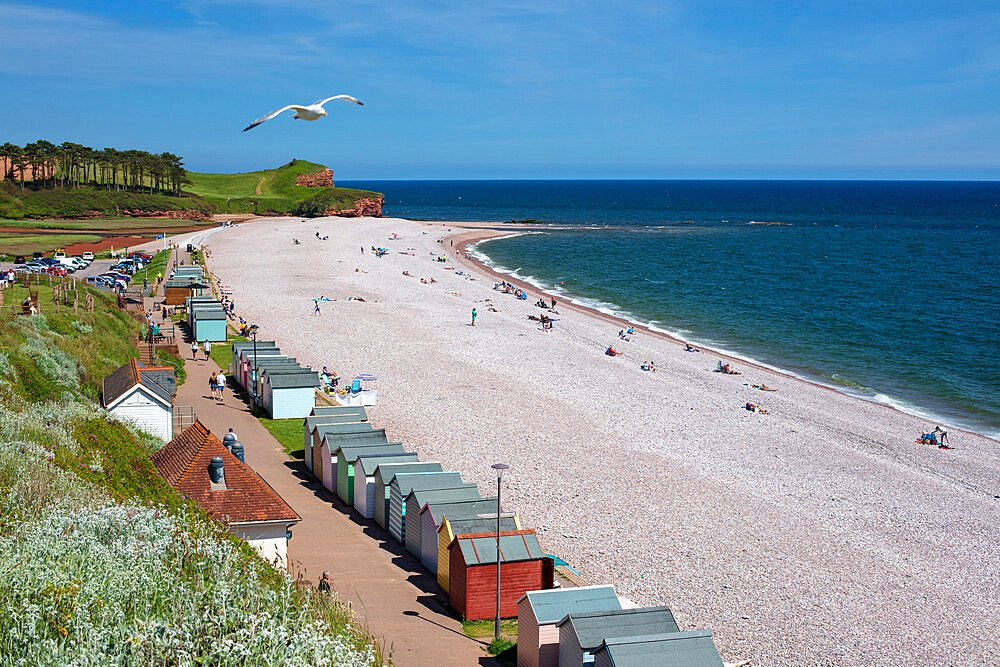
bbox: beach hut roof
[517,585,621,624]
[555,606,679,650]
[267,372,320,389]
[310,405,368,419]
[393,472,470,495]
[316,422,377,438]
[192,309,227,320]
[594,631,724,667]
[326,434,391,455]
[375,461,443,485]
[356,453,419,477]
[406,486,482,510]
[305,414,367,433]
[337,443,405,463]
[233,340,277,351]
[418,498,498,525]
[448,530,542,565]
[445,515,518,537]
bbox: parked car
[81,252,94,261]
[14,255,26,264]
[44,266,67,276]
[53,251,66,260]
[32,252,44,260]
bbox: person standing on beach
[471,308,477,326]
[361,246,364,254]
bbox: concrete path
[155,249,495,666]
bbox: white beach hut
[387,473,470,544]
[372,462,444,530]
[403,486,483,557]
[352,453,420,518]
[261,368,319,419]
[303,407,367,472]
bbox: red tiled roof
[152,421,300,525]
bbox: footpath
[146,247,494,667]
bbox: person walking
[203,340,212,361]
[190,340,198,360]
[318,571,332,594]
[209,372,218,399]
[471,308,477,326]
[216,370,226,401]
[313,300,321,316]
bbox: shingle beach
[207,216,1000,666]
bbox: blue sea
[342,180,1000,438]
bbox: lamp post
[491,462,509,642]
[249,324,259,412]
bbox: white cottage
[102,358,175,441]
[152,421,301,569]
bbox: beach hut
[387,473,471,544]
[303,408,367,472]
[312,421,375,479]
[243,354,294,392]
[438,514,519,594]
[417,498,499,572]
[322,430,389,492]
[233,343,278,386]
[592,631,724,667]
[336,443,405,504]
[516,586,622,667]
[352,453,421,518]
[190,306,228,343]
[163,276,207,305]
[372,462,443,529]
[447,530,551,621]
[403,487,484,557]
[101,358,175,441]
[261,368,319,419]
[556,606,679,667]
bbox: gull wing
[312,94,364,107]
[242,105,308,132]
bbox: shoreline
[431,220,997,443]
[205,216,1000,665]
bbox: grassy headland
[0,281,383,664]
[186,159,382,217]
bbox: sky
[1,1,998,179]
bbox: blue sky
[1,1,998,179]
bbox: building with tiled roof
[101,358,175,441]
[152,421,301,569]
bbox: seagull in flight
[242,94,364,132]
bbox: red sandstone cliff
[327,195,383,217]
[295,168,335,187]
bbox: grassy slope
[0,218,212,231]
[187,160,381,216]
[0,282,382,664]
[0,233,103,255]
[0,182,214,221]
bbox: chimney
[222,432,236,451]
[208,455,226,489]
[231,441,245,463]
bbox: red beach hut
[447,529,553,620]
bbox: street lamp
[249,324,259,412]
[491,462,509,642]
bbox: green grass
[255,410,305,460]
[0,184,214,221]
[0,280,142,400]
[154,347,186,387]
[0,233,102,255]
[209,332,246,371]
[186,159,382,217]
[462,618,518,639]
[0,217,211,231]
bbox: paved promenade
[151,247,494,666]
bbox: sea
[341,180,1000,438]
